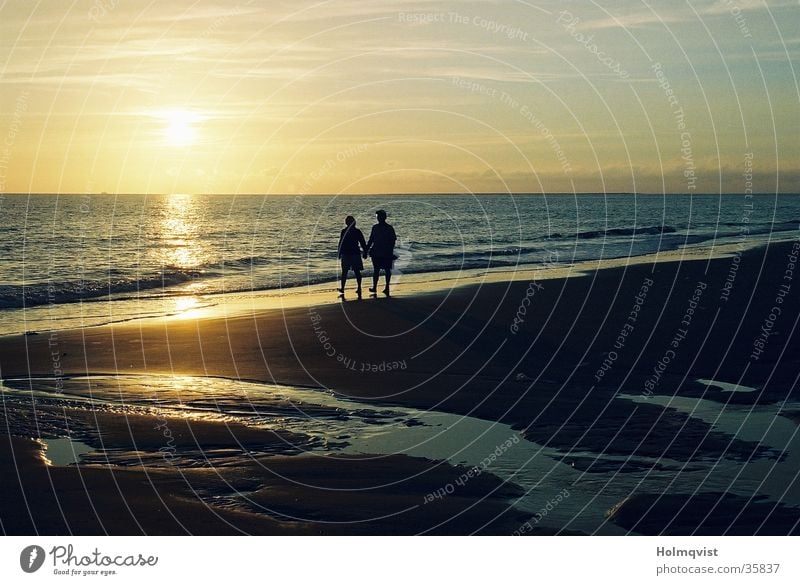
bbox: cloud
[575,11,687,31]
[698,0,797,16]
[574,0,797,30]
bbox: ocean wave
[717,220,799,229]
[220,255,273,268]
[576,225,677,239]
[409,225,679,250]
[0,268,210,309]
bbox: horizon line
[3,191,798,197]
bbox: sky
[0,0,798,195]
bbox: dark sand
[0,436,528,535]
[1,239,799,534]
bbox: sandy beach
[1,238,799,535]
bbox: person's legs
[354,269,362,293]
[370,265,379,292]
[383,269,391,293]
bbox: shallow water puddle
[696,378,758,393]
[40,437,94,466]
[617,393,800,507]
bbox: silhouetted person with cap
[337,215,368,297]
[365,209,397,296]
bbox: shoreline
[2,233,787,338]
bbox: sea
[1,192,798,335]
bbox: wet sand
[1,239,799,534]
[0,437,528,535]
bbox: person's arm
[358,230,368,257]
[365,227,374,257]
[337,229,344,258]
[390,226,397,248]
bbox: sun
[159,110,202,146]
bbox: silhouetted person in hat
[337,215,367,297]
[365,209,397,296]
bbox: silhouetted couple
[337,210,396,297]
